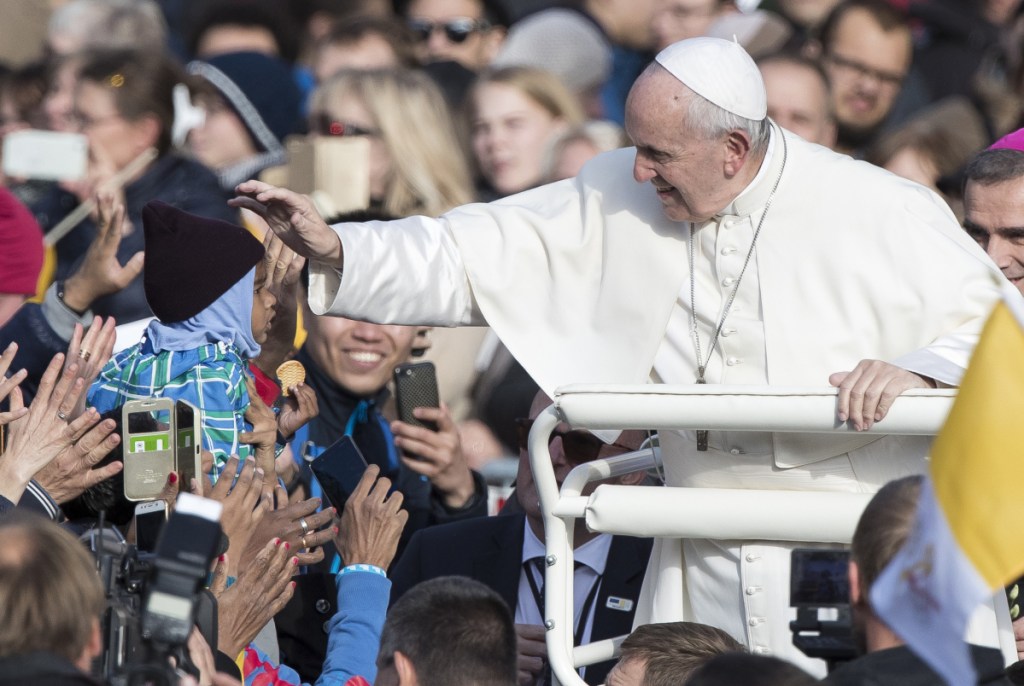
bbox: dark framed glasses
[312,112,380,138]
[408,17,490,44]
[515,418,636,465]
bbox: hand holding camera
[390,361,475,509]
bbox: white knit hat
[494,8,611,94]
[655,37,767,120]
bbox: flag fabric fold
[872,286,1024,685]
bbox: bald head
[759,55,836,147]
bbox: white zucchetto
[654,37,767,121]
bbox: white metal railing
[527,384,962,686]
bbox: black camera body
[789,548,859,671]
[89,495,222,686]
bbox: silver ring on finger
[299,517,310,535]
[56,410,69,421]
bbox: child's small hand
[276,383,319,440]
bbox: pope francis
[232,38,1011,674]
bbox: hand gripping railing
[527,384,959,686]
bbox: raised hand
[34,412,122,504]
[238,378,277,497]
[391,403,475,509]
[276,383,318,441]
[2,353,105,502]
[252,232,306,379]
[240,485,336,568]
[61,194,143,313]
[333,464,407,570]
[263,230,305,296]
[0,342,28,426]
[205,456,271,576]
[213,540,297,658]
[229,181,342,266]
[64,315,117,419]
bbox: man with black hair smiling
[274,210,488,682]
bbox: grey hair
[964,148,1024,187]
[48,0,167,53]
[685,86,771,155]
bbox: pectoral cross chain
[696,367,709,451]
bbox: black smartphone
[309,435,369,511]
[790,549,851,608]
[134,500,168,553]
[393,361,439,431]
[175,400,200,488]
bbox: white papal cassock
[307,123,1013,673]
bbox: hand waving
[61,194,144,312]
[229,181,342,266]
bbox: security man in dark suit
[390,392,655,686]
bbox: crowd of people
[1,0,1024,684]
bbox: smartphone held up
[121,398,200,501]
[393,361,440,432]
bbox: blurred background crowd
[1,0,1024,684]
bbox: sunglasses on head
[312,113,380,138]
[515,418,636,465]
[408,17,490,44]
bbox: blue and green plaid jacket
[88,339,252,477]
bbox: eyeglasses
[825,52,905,88]
[70,110,124,130]
[515,418,636,465]
[312,113,380,138]
[408,17,490,44]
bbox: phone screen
[175,401,198,486]
[126,408,171,450]
[309,435,369,511]
[790,549,851,607]
[135,501,168,552]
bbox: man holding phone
[289,261,487,524]
[274,257,488,682]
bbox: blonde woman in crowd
[309,67,473,218]
[467,65,585,198]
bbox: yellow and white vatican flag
[871,284,1024,686]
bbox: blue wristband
[338,563,387,578]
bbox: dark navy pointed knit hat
[142,200,264,323]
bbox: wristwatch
[56,281,87,316]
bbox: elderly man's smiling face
[625,65,734,223]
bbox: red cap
[0,188,43,296]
